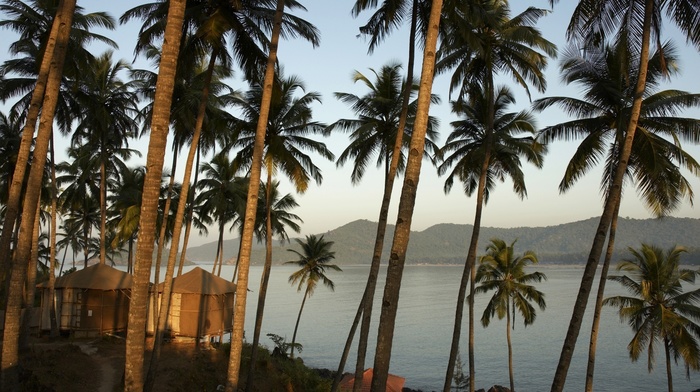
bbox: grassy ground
[17,335,333,392]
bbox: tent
[37,263,133,337]
[338,368,405,392]
[152,267,235,341]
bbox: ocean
[171,263,699,392]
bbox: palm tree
[195,152,248,275]
[285,234,341,358]
[110,166,147,274]
[0,0,115,277]
[0,0,76,385]
[533,40,700,392]
[227,72,331,388]
[547,1,700,390]
[370,0,443,390]
[328,61,439,391]
[224,1,317,389]
[336,0,431,386]
[435,3,555,389]
[438,86,547,392]
[604,244,700,392]
[70,51,140,265]
[244,180,302,386]
[123,0,187,390]
[474,238,547,392]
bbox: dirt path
[74,340,120,392]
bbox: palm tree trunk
[49,134,59,337]
[123,1,186,390]
[99,155,107,265]
[145,49,218,392]
[444,86,494,392]
[246,170,274,391]
[506,301,514,392]
[0,0,71,281]
[664,337,673,392]
[585,202,621,392]
[371,1,443,390]
[213,223,223,274]
[20,199,41,349]
[82,220,89,268]
[550,2,654,390]
[331,293,366,392]
[155,153,178,289]
[351,3,420,391]
[178,144,202,277]
[468,260,476,392]
[290,286,310,359]
[0,1,75,388]
[225,1,285,390]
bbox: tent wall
[153,292,234,339]
[40,287,131,337]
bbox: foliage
[604,244,700,379]
[266,333,303,357]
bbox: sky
[2,0,699,247]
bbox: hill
[182,216,700,265]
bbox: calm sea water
[170,263,699,392]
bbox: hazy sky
[2,1,699,247]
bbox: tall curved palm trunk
[444,146,490,392]
[0,1,75,389]
[124,0,186,390]
[290,285,311,358]
[49,134,59,337]
[350,3,420,391]
[585,203,620,391]
[0,0,73,296]
[550,1,655,390]
[246,170,274,390]
[371,0,443,390]
[145,51,219,392]
[225,1,286,391]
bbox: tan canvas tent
[153,267,235,341]
[37,263,133,337]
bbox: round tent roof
[39,263,133,290]
[156,267,236,295]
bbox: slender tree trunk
[82,221,89,268]
[0,0,70,281]
[177,144,202,277]
[99,154,107,265]
[123,1,186,390]
[371,1,443,389]
[145,49,218,392]
[0,1,75,387]
[290,286,310,359]
[445,78,495,392]
[664,337,673,392]
[351,3,420,391]
[155,153,178,288]
[20,199,41,349]
[246,170,274,391]
[331,294,366,392]
[214,224,224,276]
[550,2,654,390]
[49,134,59,337]
[225,1,285,390]
[128,237,134,274]
[585,203,620,392]
[506,301,514,392]
[468,259,476,392]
